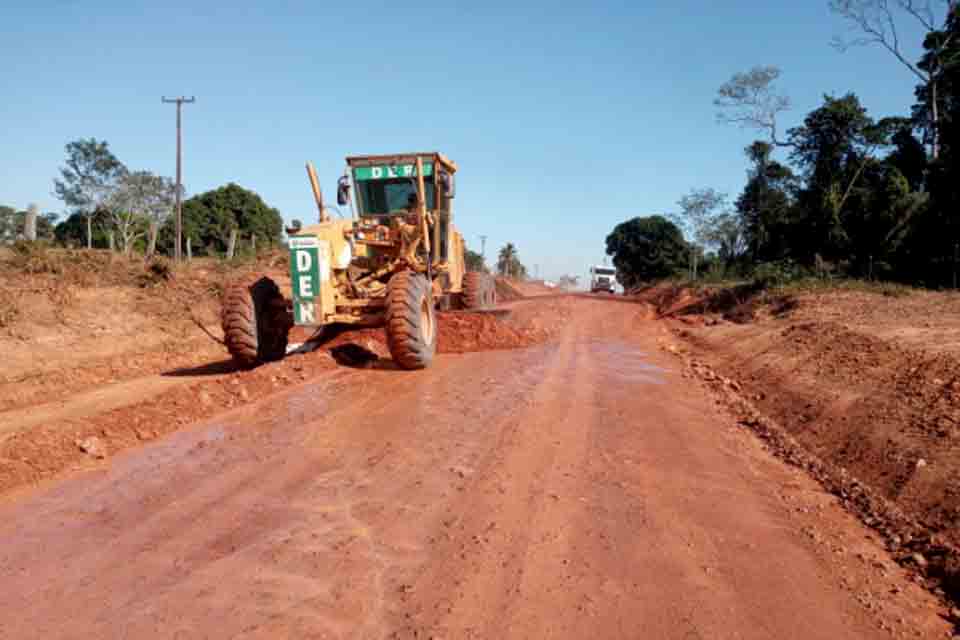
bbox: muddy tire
[462,271,486,310]
[385,271,437,370]
[221,276,290,368]
[485,276,498,307]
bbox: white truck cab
[589,265,616,293]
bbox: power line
[161,96,196,262]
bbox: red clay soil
[664,285,960,600]
[494,277,525,301]
[0,306,555,499]
[0,296,952,639]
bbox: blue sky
[0,1,936,281]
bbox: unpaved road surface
[0,298,950,639]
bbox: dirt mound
[670,288,960,601]
[314,311,549,366]
[437,312,547,353]
[494,277,524,301]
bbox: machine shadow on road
[162,359,241,377]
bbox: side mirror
[285,219,302,235]
[440,171,456,198]
[337,176,351,206]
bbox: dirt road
[0,298,950,639]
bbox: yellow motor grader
[221,152,497,370]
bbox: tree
[0,206,58,244]
[736,141,799,262]
[108,171,176,256]
[830,0,957,158]
[605,216,689,287]
[160,183,283,256]
[54,211,108,248]
[496,243,527,279]
[672,188,745,275]
[0,206,17,244]
[465,248,488,272]
[715,66,793,146]
[786,93,890,261]
[52,139,127,249]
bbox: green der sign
[354,162,434,181]
[289,235,321,324]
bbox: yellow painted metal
[288,152,468,328]
[305,162,326,222]
[415,157,431,254]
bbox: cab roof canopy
[346,152,457,174]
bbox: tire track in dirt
[0,298,952,639]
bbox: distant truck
[589,265,616,293]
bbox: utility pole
[162,96,196,262]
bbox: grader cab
[220,152,497,370]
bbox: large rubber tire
[462,271,486,310]
[221,276,290,368]
[385,271,437,370]
[484,275,498,307]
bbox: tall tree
[109,171,177,256]
[735,142,798,262]
[830,0,957,158]
[605,216,689,287]
[787,93,887,260]
[52,139,126,249]
[672,188,745,274]
[496,243,527,279]
[715,66,793,147]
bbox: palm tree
[497,243,518,277]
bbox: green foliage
[751,259,810,288]
[605,215,689,287]
[736,141,797,262]
[160,183,283,256]
[497,243,527,279]
[52,138,126,248]
[55,211,110,248]
[464,248,487,272]
[0,206,58,243]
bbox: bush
[8,240,62,274]
[751,259,810,288]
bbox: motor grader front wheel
[462,272,496,310]
[221,275,291,368]
[385,270,437,370]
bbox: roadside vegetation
[606,2,960,294]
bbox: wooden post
[186,237,193,261]
[251,234,257,254]
[147,222,159,258]
[226,229,238,260]
[23,204,38,241]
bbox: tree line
[465,242,530,279]
[607,1,960,290]
[3,137,283,259]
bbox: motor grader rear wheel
[385,270,437,370]
[221,275,291,368]
[485,276,498,307]
[463,272,496,310]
